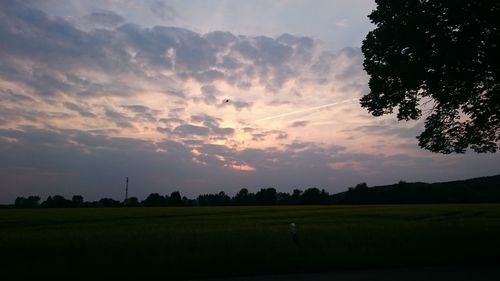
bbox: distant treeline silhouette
[10,175,500,208]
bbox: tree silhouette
[291,189,303,204]
[198,191,231,206]
[255,188,277,205]
[301,188,330,204]
[233,188,253,205]
[41,195,73,208]
[98,198,121,207]
[277,192,292,204]
[72,195,84,207]
[14,196,41,208]
[362,0,500,153]
[169,191,183,206]
[125,197,140,207]
[142,193,167,206]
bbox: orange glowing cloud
[225,163,256,172]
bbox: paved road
[193,264,500,281]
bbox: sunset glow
[0,0,498,203]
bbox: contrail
[255,98,358,122]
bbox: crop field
[1,205,500,279]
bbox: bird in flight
[223,99,230,103]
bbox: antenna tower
[125,177,129,202]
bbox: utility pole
[125,177,129,202]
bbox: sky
[0,0,499,203]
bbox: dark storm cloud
[83,10,125,27]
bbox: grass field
[1,204,500,279]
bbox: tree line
[10,175,500,208]
[12,187,335,208]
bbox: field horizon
[8,174,500,208]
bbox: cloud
[251,133,266,141]
[158,117,184,126]
[335,19,350,29]
[176,114,235,138]
[0,127,195,201]
[0,0,364,108]
[105,109,134,128]
[122,105,150,113]
[0,104,72,124]
[205,31,238,49]
[64,102,96,117]
[173,124,210,137]
[1,89,35,103]
[1,128,333,201]
[1,126,500,204]
[83,10,125,27]
[1,1,497,204]
[150,1,178,21]
[248,129,288,142]
[194,84,220,105]
[162,114,234,139]
[121,105,160,122]
[219,100,253,111]
[350,121,423,140]
[291,120,309,127]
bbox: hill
[331,175,500,204]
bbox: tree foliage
[14,196,40,208]
[362,0,500,153]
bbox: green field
[2,205,500,279]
